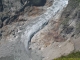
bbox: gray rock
[0,0,3,12]
[63,26,74,34]
[0,55,14,60]
[0,0,24,27]
[3,0,22,12]
[0,32,2,40]
[0,20,3,28]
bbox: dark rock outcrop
[29,0,46,6]
[0,20,3,28]
[0,0,3,12]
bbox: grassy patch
[54,51,80,60]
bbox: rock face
[3,0,22,12]
[0,0,80,60]
[0,0,23,28]
[0,20,3,28]
[60,0,80,52]
[30,0,46,6]
[0,0,3,12]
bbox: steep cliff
[60,0,80,51]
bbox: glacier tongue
[21,0,68,51]
[20,0,69,60]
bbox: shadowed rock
[0,0,3,12]
[30,0,46,6]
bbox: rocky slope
[60,0,80,51]
[0,0,80,60]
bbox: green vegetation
[54,51,80,60]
